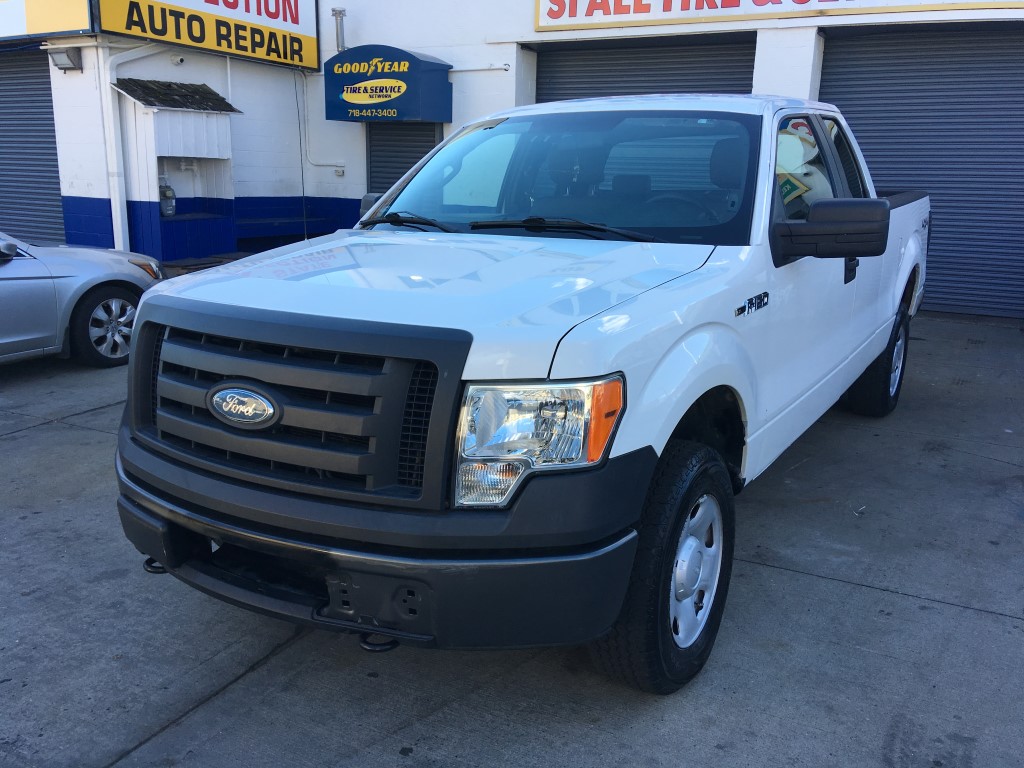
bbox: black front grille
[138,325,442,502]
[398,362,439,488]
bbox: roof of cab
[483,93,837,120]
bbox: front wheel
[70,285,141,367]
[590,441,735,694]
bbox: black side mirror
[0,241,18,264]
[772,198,890,261]
[359,193,384,218]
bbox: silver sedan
[0,231,163,367]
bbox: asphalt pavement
[1,311,1021,768]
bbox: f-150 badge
[736,292,769,317]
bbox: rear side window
[822,117,867,198]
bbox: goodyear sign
[98,0,319,70]
[0,0,91,40]
[324,45,452,123]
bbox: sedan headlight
[455,376,624,506]
[128,257,164,280]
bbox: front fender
[552,310,757,470]
[612,323,756,464]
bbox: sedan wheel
[70,285,141,367]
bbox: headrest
[613,174,651,196]
[546,148,580,189]
[546,146,604,191]
[776,133,819,174]
[710,136,748,189]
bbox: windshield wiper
[469,216,662,243]
[361,211,456,233]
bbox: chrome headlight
[454,376,624,507]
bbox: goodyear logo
[342,79,407,105]
[334,58,411,76]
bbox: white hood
[148,230,713,379]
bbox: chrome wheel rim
[670,493,724,649]
[889,322,906,397]
[88,297,136,359]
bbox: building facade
[0,0,1021,316]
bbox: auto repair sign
[99,0,319,70]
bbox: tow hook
[143,557,167,574]
[359,632,399,653]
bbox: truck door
[818,115,887,341]
[754,114,859,429]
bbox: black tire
[69,285,141,368]
[590,440,735,694]
[843,307,910,417]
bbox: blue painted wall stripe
[62,197,114,249]
[63,195,361,262]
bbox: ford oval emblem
[208,386,277,429]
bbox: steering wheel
[644,194,719,224]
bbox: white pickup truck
[117,95,928,693]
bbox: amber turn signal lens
[587,378,623,463]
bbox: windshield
[367,110,761,245]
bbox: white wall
[49,45,109,199]
[157,157,232,200]
[108,43,354,201]
[751,28,825,100]
[117,46,229,94]
[120,97,157,203]
[153,110,232,159]
[114,47,284,200]
[223,58,305,198]
[296,73,365,200]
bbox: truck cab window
[775,117,835,220]
[822,118,868,198]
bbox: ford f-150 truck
[117,95,928,693]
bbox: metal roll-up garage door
[819,25,1024,318]
[0,49,65,244]
[536,36,756,103]
[366,122,443,194]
